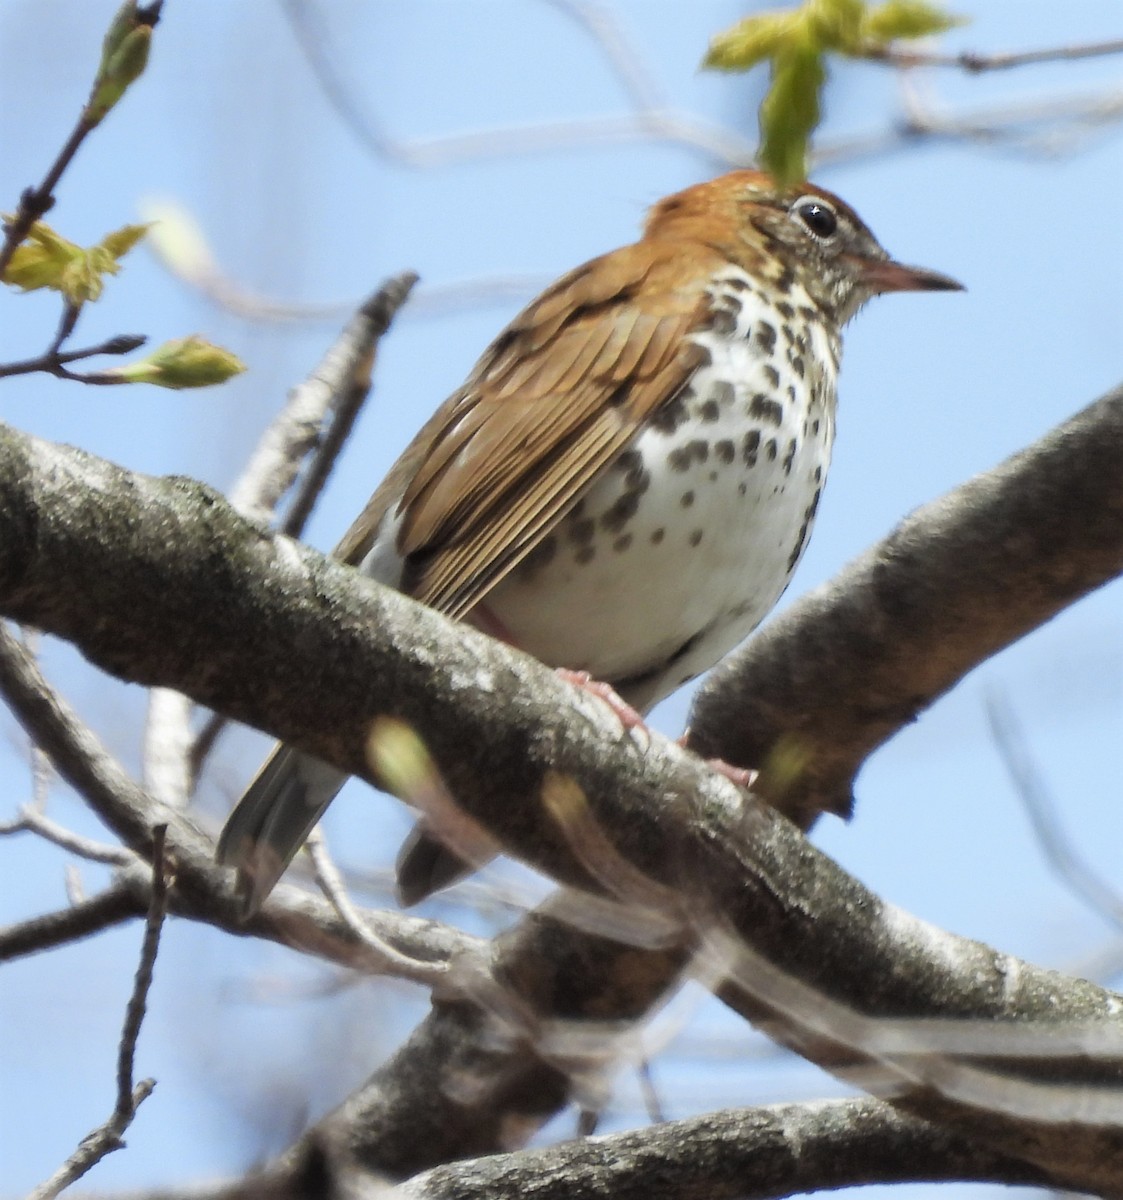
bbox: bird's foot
[676,733,757,789]
[556,669,647,731]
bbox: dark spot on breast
[689,529,703,547]
[763,364,780,388]
[600,490,641,533]
[613,533,633,553]
[715,439,735,464]
[700,398,721,423]
[576,545,596,565]
[725,275,751,292]
[711,380,735,407]
[614,449,643,475]
[742,429,760,466]
[708,307,738,336]
[787,384,797,402]
[765,438,778,462]
[813,464,822,482]
[749,393,783,427]
[777,301,795,319]
[651,394,688,435]
[737,481,747,496]
[650,528,665,544]
[681,490,695,508]
[568,517,595,544]
[782,438,797,475]
[791,355,805,379]
[752,322,777,355]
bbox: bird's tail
[216,746,347,917]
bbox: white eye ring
[792,196,838,240]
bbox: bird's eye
[793,198,838,239]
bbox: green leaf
[807,0,866,53]
[704,12,799,71]
[104,335,246,389]
[3,221,84,296]
[759,44,825,186]
[99,221,150,260]
[862,0,965,43]
[2,219,148,304]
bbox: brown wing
[336,241,715,619]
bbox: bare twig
[280,272,419,538]
[0,332,146,381]
[0,802,133,865]
[863,37,1123,74]
[26,827,170,1200]
[0,880,142,962]
[278,0,752,170]
[306,827,451,988]
[986,691,1123,935]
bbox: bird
[216,169,962,915]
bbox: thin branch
[26,828,170,1200]
[0,802,133,864]
[0,1,164,277]
[986,691,1123,935]
[116,826,169,1116]
[863,36,1123,74]
[279,271,419,539]
[0,880,142,961]
[306,827,451,988]
[0,621,472,983]
[0,333,147,381]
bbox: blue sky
[1,3,1120,1196]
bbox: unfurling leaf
[103,335,245,389]
[862,0,964,42]
[704,13,799,71]
[759,45,825,186]
[2,219,149,304]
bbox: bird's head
[646,170,963,324]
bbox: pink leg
[676,733,757,789]
[556,669,647,731]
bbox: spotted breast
[475,267,838,712]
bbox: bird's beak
[856,256,965,295]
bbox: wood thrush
[217,169,961,914]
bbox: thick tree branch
[689,385,1123,825]
[2,392,1123,1188]
[391,1098,1049,1200]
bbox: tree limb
[2,390,1123,1188]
